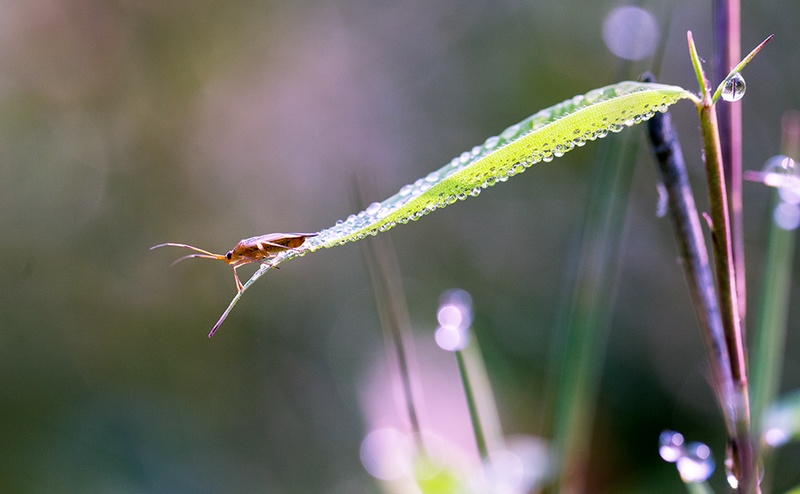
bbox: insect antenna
[150,243,227,266]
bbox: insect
[151,232,318,292]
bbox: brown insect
[151,232,318,292]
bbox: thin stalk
[751,198,798,425]
[455,348,489,459]
[713,0,745,321]
[750,112,800,475]
[357,185,425,453]
[687,481,717,494]
[549,127,638,494]
[699,89,756,494]
[687,31,756,493]
[440,291,504,462]
[697,103,747,393]
[751,190,796,491]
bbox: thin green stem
[752,191,796,423]
[688,30,757,493]
[686,481,716,494]
[698,102,756,493]
[751,112,800,492]
[697,105,745,388]
[357,182,426,454]
[549,129,639,494]
[455,349,489,459]
[688,32,709,100]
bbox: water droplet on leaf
[721,73,746,102]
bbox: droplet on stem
[721,73,746,102]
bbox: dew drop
[756,155,800,204]
[435,289,473,352]
[501,124,521,141]
[676,442,715,483]
[762,154,798,181]
[763,426,791,448]
[721,73,746,102]
[724,445,738,489]
[658,430,685,462]
[484,135,501,149]
[365,202,381,215]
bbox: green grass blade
[211,81,692,334]
[751,191,797,425]
[306,82,691,250]
[549,128,640,491]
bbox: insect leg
[232,266,244,292]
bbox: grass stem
[750,112,800,491]
[455,348,489,459]
[687,30,757,493]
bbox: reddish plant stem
[713,0,746,324]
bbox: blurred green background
[1,0,798,492]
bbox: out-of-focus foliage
[1,1,798,492]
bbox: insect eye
[226,252,233,260]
